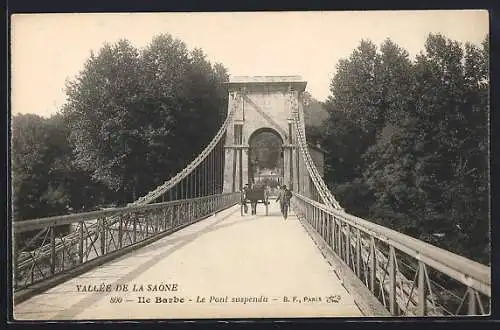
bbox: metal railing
[13,193,240,291]
[292,193,490,316]
[12,99,237,295]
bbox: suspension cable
[290,90,343,210]
[128,93,239,206]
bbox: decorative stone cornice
[225,76,307,92]
[224,145,250,149]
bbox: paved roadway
[14,203,362,320]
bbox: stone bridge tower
[222,76,307,193]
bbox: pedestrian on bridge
[241,184,250,214]
[276,185,292,220]
[248,183,259,215]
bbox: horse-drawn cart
[241,187,269,216]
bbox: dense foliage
[302,91,329,145]
[62,35,228,204]
[11,114,112,221]
[12,34,229,221]
[321,34,489,264]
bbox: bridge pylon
[222,76,307,193]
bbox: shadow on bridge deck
[14,203,362,320]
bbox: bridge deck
[14,203,362,320]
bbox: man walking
[241,184,250,214]
[276,185,292,220]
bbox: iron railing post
[31,264,35,284]
[307,205,314,227]
[182,202,186,224]
[177,204,182,226]
[163,207,168,230]
[331,217,336,252]
[321,211,326,239]
[79,221,84,264]
[314,208,318,231]
[155,211,159,233]
[370,237,376,293]
[195,168,198,197]
[315,206,318,229]
[178,202,182,225]
[346,224,351,268]
[317,209,321,233]
[468,287,477,315]
[317,209,321,234]
[305,204,309,224]
[324,213,328,241]
[188,200,192,223]
[50,226,56,275]
[31,262,34,284]
[389,246,397,315]
[325,213,330,246]
[356,229,361,277]
[418,261,427,316]
[310,205,313,226]
[312,207,315,229]
[100,217,106,256]
[170,205,174,228]
[118,216,123,249]
[337,221,342,257]
[133,213,137,243]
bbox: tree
[12,114,53,220]
[409,34,489,262]
[362,118,426,234]
[11,114,108,221]
[374,39,416,126]
[321,34,489,263]
[64,39,143,202]
[326,40,381,135]
[302,91,328,144]
[333,38,416,218]
[63,35,229,204]
[322,40,384,197]
[171,47,229,165]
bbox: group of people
[241,183,292,219]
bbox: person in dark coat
[241,184,250,214]
[276,184,292,219]
[249,183,258,215]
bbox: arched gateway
[223,76,320,194]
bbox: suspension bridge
[12,76,490,320]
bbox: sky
[11,10,488,118]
